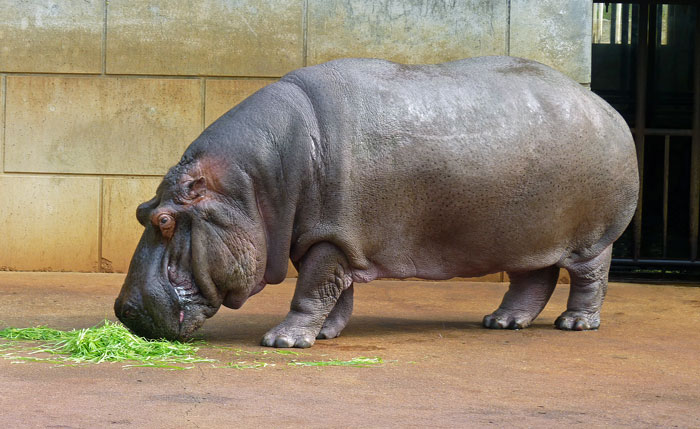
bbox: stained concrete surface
[106,0,303,76]
[0,178,101,272]
[4,76,201,176]
[0,0,103,74]
[306,0,507,65]
[0,272,698,428]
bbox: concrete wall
[0,0,592,277]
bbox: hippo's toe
[316,321,345,340]
[261,328,316,349]
[483,310,533,330]
[554,311,600,331]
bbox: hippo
[114,56,638,348]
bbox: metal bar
[612,258,700,267]
[612,3,618,44]
[690,4,700,261]
[655,3,663,46]
[630,127,694,136]
[648,4,658,114]
[622,3,630,45]
[643,0,697,5]
[663,135,670,258]
[622,4,632,100]
[616,3,623,44]
[633,2,649,261]
[594,3,603,44]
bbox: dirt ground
[0,272,698,428]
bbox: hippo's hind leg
[261,242,352,348]
[317,285,354,340]
[555,244,612,331]
[483,266,559,329]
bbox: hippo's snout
[113,295,128,321]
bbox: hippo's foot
[483,310,534,330]
[484,266,560,330]
[262,242,352,348]
[316,285,354,340]
[555,311,600,331]
[261,313,320,348]
[556,244,612,332]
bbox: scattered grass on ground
[217,361,274,370]
[209,345,302,356]
[0,321,386,370]
[288,357,383,367]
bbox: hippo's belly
[348,105,634,281]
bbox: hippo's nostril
[115,299,136,322]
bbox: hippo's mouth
[171,276,200,330]
[164,262,211,339]
[167,264,201,304]
[169,266,201,304]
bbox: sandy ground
[0,272,698,428]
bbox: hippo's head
[114,157,268,340]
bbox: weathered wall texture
[0,0,592,278]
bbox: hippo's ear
[136,197,159,226]
[184,177,207,201]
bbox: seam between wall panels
[302,0,308,67]
[0,72,284,80]
[102,0,108,75]
[98,177,104,272]
[0,172,165,179]
[201,78,206,131]
[506,0,511,56]
[1,75,5,174]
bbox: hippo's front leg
[261,243,353,348]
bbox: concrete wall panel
[204,79,273,127]
[106,0,303,77]
[4,76,201,175]
[102,177,162,273]
[307,0,508,65]
[0,176,100,271]
[510,0,592,84]
[1,76,4,172]
[0,0,103,73]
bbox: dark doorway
[591,1,699,282]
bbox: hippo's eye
[155,213,175,239]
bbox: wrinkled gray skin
[114,56,638,347]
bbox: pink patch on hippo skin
[185,157,228,196]
[179,311,184,323]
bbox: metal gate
[591,1,699,282]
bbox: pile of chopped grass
[0,320,214,369]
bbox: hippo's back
[285,57,638,281]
